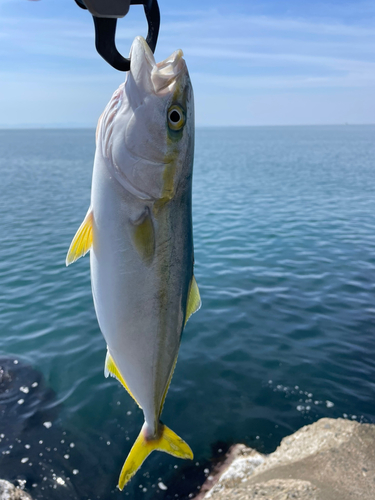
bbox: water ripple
[1,127,375,498]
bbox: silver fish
[66,36,201,489]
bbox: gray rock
[0,480,33,500]
[198,418,375,500]
[197,445,266,499]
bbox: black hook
[75,0,160,71]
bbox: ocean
[0,125,374,499]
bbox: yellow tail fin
[118,422,193,490]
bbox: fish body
[66,37,200,488]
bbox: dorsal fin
[184,275,201,327]
[66,208,93,266]
[104,350,141,408]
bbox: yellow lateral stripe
[159,277,202,418]
[118,423,193,490]
[66,209,93,266]
[158,355,178,418]
[105,351,141,408]
[184,275,201,327]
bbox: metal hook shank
[76,0,131,18]
[92,0,160,71]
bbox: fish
[66,36,200,489]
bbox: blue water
[1,126,375,499]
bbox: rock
[214,450,265,489]
[198,418,375,500]
[0,480,33,500]
[197,445,266,499]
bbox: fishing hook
[74,0,160,71]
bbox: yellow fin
[158,355,178,418]
[118,422,193,490]
[184,275,201,326]
[65,208,93,266]
[104,350,141,408]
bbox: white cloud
[192,71,375,91]
[187,48,375,71]
[0,2,375,125]
[160,11,375,38]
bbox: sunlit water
[0,126,375,499]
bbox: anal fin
[66,208,93,266]
[104,350,141,408]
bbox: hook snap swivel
[75,0,160,71]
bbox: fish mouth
[129,36,187,94]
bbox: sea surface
[0,125,375,499]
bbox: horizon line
[0,123,374,131]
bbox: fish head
[99,36,194,201]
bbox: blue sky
[0,0,374,126]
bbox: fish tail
[118,421,193,490]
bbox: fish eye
[167,105,185,131]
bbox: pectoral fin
[104,350,141,408]
[118,422,193,490]
[66,208,93,266]
[130,206,155,265]
[184,275,201,326]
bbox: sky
[0,0,375,127]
